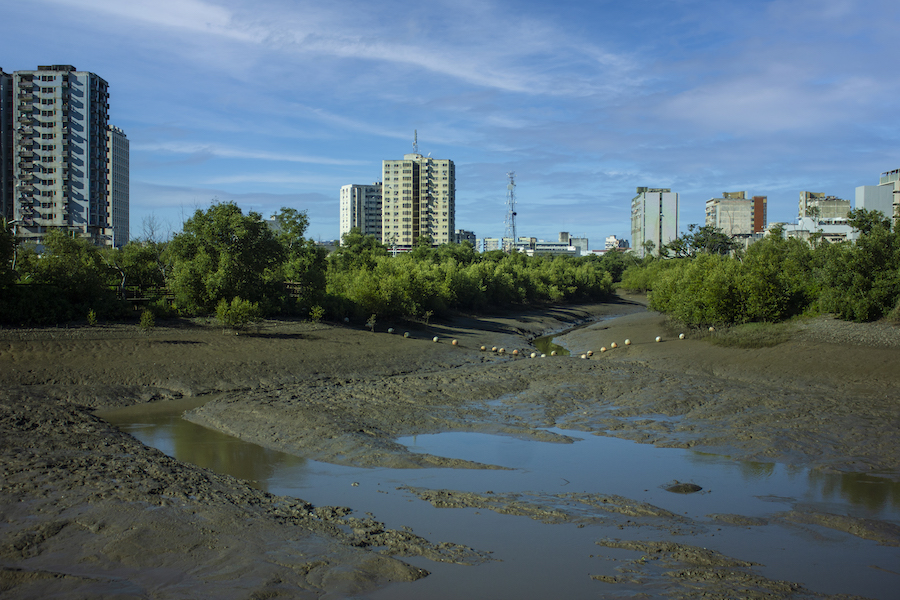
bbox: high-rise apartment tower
[8,65,111,245]
[381,153,455,247]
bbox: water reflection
[532,334,569,356]
[807,470,900,512]
[101,398,306,492]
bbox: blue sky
[3,0,898,248]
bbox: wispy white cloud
[133,141,368,166]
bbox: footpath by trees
[0,203,617,326]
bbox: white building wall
[632,187,679,258]
[107,125,128,247]
[339,182,383,243]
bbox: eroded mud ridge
[187,355,900,477]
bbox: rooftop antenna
[413,130,418,155]
[504,171,517,252]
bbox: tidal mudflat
[2,294,899,598]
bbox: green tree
[0,219,16,290]
[167,202,283,314]
[328,228,388,272]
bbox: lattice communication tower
[504,171,517,252]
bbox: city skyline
[3,0,898,248]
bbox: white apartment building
[8,65,111,245]
[107,125,129,247]
[855,168,900,227]
[381,153,455,247]
[631,187,679,258]
[339,182,383,243]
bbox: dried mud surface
[2,294,899,598]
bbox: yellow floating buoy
[580,354,587,359]
[587,350,594,357]
[655,336,662,342]
[433,336,439,343]
[492,346,498,352]
[550,350,557,356]
[530,352,537,359]
[610,342,618,349]
[624,339,631,345]
[480,345,486,351]
[600,346,607,352]
[512,349,519,356]
[404,332,410,338]
[452,339,458,346]
[709,326,716,333]
[679,333,685,340]
[499,348,505,354]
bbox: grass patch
[707,322,794,349]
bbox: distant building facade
[107,125,129,247]
[605,235,629,251]
[798,191,851,221]
[339,182,383,243]
[631,187,678,258]
[705,191,767,236]
[855,168,900,227]
[1,69,13,223]
[455,229,476,246]
[381,153,455,247]
[6,65,112,246]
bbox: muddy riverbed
[2,294,899,598]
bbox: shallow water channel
[101,396,900,599]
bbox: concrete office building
[107,125,129,247]
[7,65,111,245]
[339,182,383,243]
[798,191,851,222]
[381,153,455,248]
[705,191,767,236]
[631,187,678,258]
[855,169,900,227]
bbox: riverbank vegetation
[0,203,619,326]
[620,210,900,326]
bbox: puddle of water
[532,334,569,356]
[100,401,900,600]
